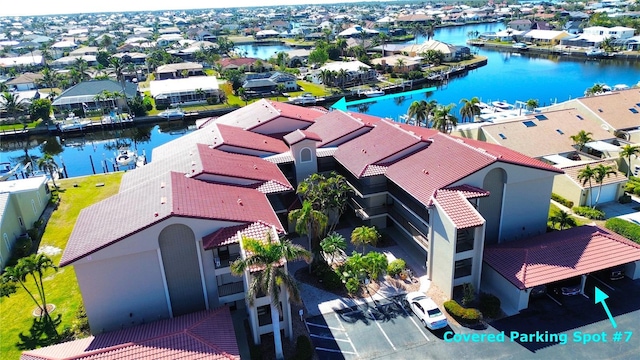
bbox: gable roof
[6,72,42,85]
[214,99,323,133]
[577,88,640,130]
[21,307,239,360]
[202,221,274,249]
[216,123,289,153]
[52,80,137,105]
[61,172,283,266]
[305,110,379,147]
[484,225,640,290]
[559,159,624,189]
[283,129,322,145]
[432,187,488,229]
[334,120,428,178]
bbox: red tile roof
[21,307,240,360]
[484,225,640,290]
[334,120,427,178]
[61,172,283,266]
[216,123,289,154]
[283,129,322,145]
[202,221,275,249]
[219,57,260,68]
[305,110,378,147]
[215,99,323,133]
[386,133,562,206]
[432,189,486,229]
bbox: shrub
[551,193,574,208]
[311,261,344,291]
[619,194,632,204]
[387,259,406,277]
[206,96,219,105]
[605,218,640,244]
[462,283,475,306]
[572,206,605,220]
[14,234,33,258]
[292,335,313,360]
[143,96,154,111]
[478,293,501,319]
[345,277,360,295]
[444,300,482,324]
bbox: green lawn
[548,202,598,229]
[0,173,123,360]
[0,119,43,132]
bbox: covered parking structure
[482,225,640,315]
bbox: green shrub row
[290,335,313,360]
[311,261,343,291]
[443,300,482,324]
[387,259,406,277]
[572,206,605,220]
[605,218,640,244]
[623,181,640,196]
[551,193,574,208]
[478,293,501,319]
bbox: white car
[405,292,448,330]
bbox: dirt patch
[32,304,56,317]
[38,245,62,256]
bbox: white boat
[288,93,317,104]
[116,148,136,166]
[585,48,605,57]
[491,101,513,111]
[0,162,21,181]
[512,42,528,50]
[364,88,385,97]
[136,154,146,168]
[158,108,185,120]
[57,116,92,132]
[613,84,629,91]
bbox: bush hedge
[291,335,313,360]
[605,218,640,244]
[387,259,406,277]
[443,300,482,324]
[478,293,501,319]
[311,261,343,291]
[572,206,605,220]
[551,193,574,208]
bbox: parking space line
[590,275,615,291]
[333,313,346,331]
[399,299,430,341]
[344,330,359,358]
[306,322,344,332]
[316,347,358,355]
[546,293,562,306]
[369,309,396,350]
[310,333,352,342]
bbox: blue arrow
[594,287,617,328]
[330,87,438,111]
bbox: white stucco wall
[429,205,456,297]
[481,264,528,316]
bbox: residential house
[149,76,220,108]
[370,55,421,73]
[508,19,532,31]
[242,72,298,94]
[69,46,99,57]
[315,61,377,86]
[401,40,468,61]
[218,57,269,72]
[51,79,138,111]
[6,72,42,91]
[522,29,572,45]
[583,26,635,40]
[0,176,51,270]
[155,62,204,80]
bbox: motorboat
[613,84,629,91]
[585,48,605,57]
[136,154,146,168]
[364,88,385,97]
[491,101,513,111]
[158,108,185,120]
[0,162,21,181]
[288,93,317,105]
[57,116,92,132]
[512,42,528,50]
[116,148,136,166]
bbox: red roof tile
[215,100,323,134]
[484,225,640,289]
[61,172,283,266]
[334,120,427,178]
[432,189,485,229]
[216,123,289,154]
[305,110,377,147]
[219,57,260,67]
[283,129,322,145]
[21,307,240,360]
[202,221,275,249]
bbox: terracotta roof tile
[61,172,283,266]
[484,225,640,289]
[305,110,378,147]
[432,189,485,229]
[216,123,289,154]
[203,222,275,249]
[215,99,323,133]
[445,184,490,198]
[283,129,322,145]
[20,307,240,360]
[334,120,427,178]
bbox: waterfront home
[401,40,468,61]
[508,19,533,31]
[51,79,138,112]
[371,55,421,73]
[521,29,572,46]
[314,61,377,86]
[155,62,204,80]
[150,76,220,108]
[553,159,626,207]
[242,72,299,94]
[218,57,270,72]
[0,176,51,270]
[5,72,42,91]
[0,54,44,68]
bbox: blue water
[2,22,639,177]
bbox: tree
[230,234,310,360]
[276,51,290,70]
[296,172,352,233]
[2,254,58,323]
[308,47,329,66]
[1,91,29,127]
[319,69,335,90]
[549,210,576,230]
[432,103,458,133]
[570,130,593,152]
[109,56,131,101]
[275,83,286,100]
[377,32,389,56]
[525,98,539,110]
[459,97,481,123]
[407,100,430,127]
[620,144,640,178]
[40,67,59,90]
[584,83,607,96]
[593,164,617,207]
[288,200,328,262]
[336,38,347,60]
[236,87,247,105]
[351,226,380,254]
[395,57,406,72]
[29,98,52,126]
[37,153,59,188]
[72,58,90,82]
[363,251,388,280]
[320,232,347,265]
[577,165,596,208]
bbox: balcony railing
[350,198,389,219]
[218,281,244,297]
[214,253,241,269]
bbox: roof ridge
[449,134,498,161]
[594,227,640,249]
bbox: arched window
[300,148,312,163]
[3,233,10,252]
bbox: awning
[585,140,619,152]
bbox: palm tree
[549,210,576,230]
[336,68,349,90]
[459,97,481,123]
[2,254,58,321]
[275,83,286,100]
[525,98,539,111]
[619,144,639,178]
[73,58,90,82]
[377,32,389,56]
[319,69,335,92]
[351,226,380,254]
[194,88,205,102]
[577,164,596,208]
[237,87,247,105]
[570,130,593,152]
[407,100,430,126]
[410,23,425,44]
[1,91,29,127]
[320,232,347,265]
[363,251,388,280]
[585,83,606,96]
[109,56,131,101]
[395,58,406,72]
[37,153,59,188]
[336,38,347,60]
[432,103,458,133]
[593,164,617,207]
[288,200,328,262]
[230,234,310,360]
[425,23,435,41]
[40,67,59,90]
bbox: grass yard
[0,173,123,360]
[548,202,599,229]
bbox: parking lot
[305,279,640,359]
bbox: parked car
[530,285,547,298]
[405,292,448,330]
[550,278,581,296]
[603,266,625,281]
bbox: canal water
[2,22,639,178]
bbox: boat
[613,84,629,91]
[158,108,185,120]
[136,154,146,168]
[57,116,92,132]
[512,42,528,50]
[364,88,385,97]
[0,162,21,181]
[116,148,136,166]
[585,48,605,57]
[491,101,513,111]
[288,93,317,105]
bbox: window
[18,217,24,227]
[535,114,548,120]
[630,108,639,114]
[300,148,312,163]
[556,129,564,135]
[522,120,537,127]
[257,303,283,326]
[454,258,472,279]
[576,115,584,120]
[3,233,10,252]
[498,133,507,140]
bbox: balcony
[350,198,389,220]
[456,230,475,253]
[218,281,244,297]
[214,253,241,269]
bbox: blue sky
[7,0,380,17]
